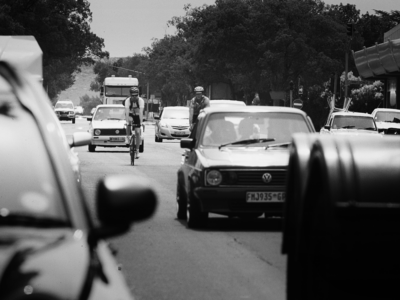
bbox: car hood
[198,147,290,168]
[329,129,381,136]
[55,108,74,112]
[91,120,126,129]
[375,121,400,130]
[162,118,190,126]
[0,228,89,299]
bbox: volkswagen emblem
[115,130,120,134]
[262,173,272,183]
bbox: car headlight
[159,121,168,128]
[69,111,75,115]
[94,129,101,136]
[206,170,222,186]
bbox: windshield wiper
[0,214,69,228]
[265,142,291,149]
[106,118,123,120]
[219,138,275,149]
[361,127,376,131]
[340,126,355,129]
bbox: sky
[88,0,399,58]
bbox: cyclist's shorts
[129,114,141,128]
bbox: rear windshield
[332,115,376,130]
[105,86,132,97]
[375,111,400,122]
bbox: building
[353,24,400,109]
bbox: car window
[161,108,189,119]
[332,116,376,129]
[375,111,400,122]
[201,112,312,146]
[0,81,68,223]
[94,107,125,120]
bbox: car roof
[97,104,124,108]
[210,100,246,106]
[201,105,308,116]
[331,111,373,117]
[372,108,400,112]
[163,106,189,110]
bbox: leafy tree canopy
[0,0,109,100]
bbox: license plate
[175,131,186,135]
[110,137,125,141]
[246,192,285,202]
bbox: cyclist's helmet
[194,86,204,93]
[130,87,139,96]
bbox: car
[0,60,157,300]
[320,111,381,136]
[210,99,246,107]
[87,104,144,152]
[54,99,76,123]
[371,108,400,135]
[74,105,84,115]
[176,105,316,228]
[154,106,190,142]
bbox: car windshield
[105,86,132,97]
[94,107,125,121]
[332,115,376,130]
[55,102,73,109]
[201,112,312,147]
[162,108,189,119]
[375,111,400,122]
[0,80,69,226]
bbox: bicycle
[126,123,145,166]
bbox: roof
[372,108,400,112]
[353,38,400,79]
[0,36,43,81]
[163,106,189,110]
[97,104,124,107]
[201,105,308,116]
[331,111,373,118]
[210,100,246,106]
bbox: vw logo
[115,130,120,134]
[262,173,272,183]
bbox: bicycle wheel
[129,137,136,165]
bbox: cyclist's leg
[135,127,141,156]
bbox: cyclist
[189,86,210,130]
[125,87,144,159]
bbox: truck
[100,75,139,105]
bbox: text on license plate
[175,131,186,135]
[110,137,125,141]
[246,192,285,202]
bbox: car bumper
[157,127,190,139]
[91,136,129,147]
[58,115,75,120]
[194,187,284,215]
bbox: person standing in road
[252,92,260,106]
[189,86,210,129]
[125,87,144,159]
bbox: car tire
[176,181,187,220]
[72,118,75,124]
[155,135,162,143]
[88,144,96,152]
[187,192,207,229]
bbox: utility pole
[289,80,294,107]
[344,51,349,109]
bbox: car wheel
[176,181,187,220]
[187,191,207,228]
[88,144,96,152]
[72,118,75,124]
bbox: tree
[0,0,109,100]
[79,94,102,115]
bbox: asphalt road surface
[62,117,287,300]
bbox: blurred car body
[155,106,190,142]
[74,105,84,115]
[0,61,157,300]
[320,111,381,136]
[87,104,144,152]
[176,106,315,228]
[371,108,400,135]
[54,99,76,123]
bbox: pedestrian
[252,93,260,106]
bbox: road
[63,117,287,300]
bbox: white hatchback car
[87,104,144,152]
[155,106,190,142]
[371,108,400,135]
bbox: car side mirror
[181,138,195,149]
[87,117,92,121]
[154,115,160,120]
[324,125,331,130]
[69,132,91,148]
[92,175,158,241]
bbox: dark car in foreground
[176,106,315,228]
[0,61,157,300]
